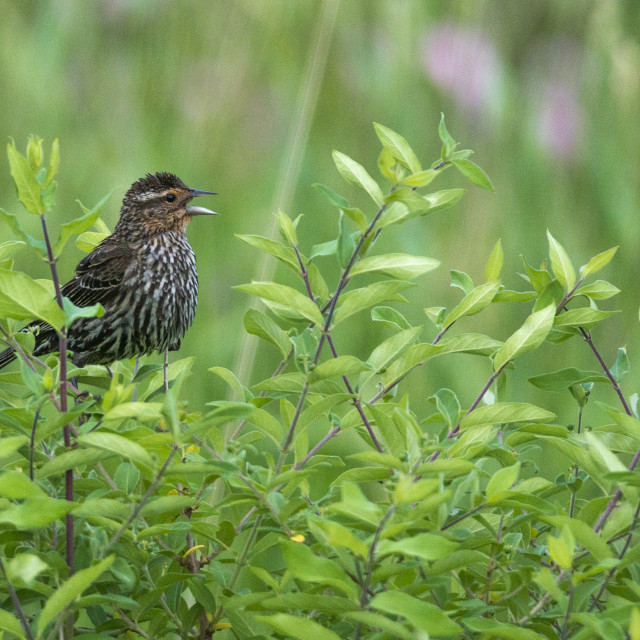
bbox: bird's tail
[0,347,17,370]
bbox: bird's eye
[165,193,177,203]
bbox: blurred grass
[1,0,639,419]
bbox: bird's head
[117,172,218,237]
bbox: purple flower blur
[421,23,501,114]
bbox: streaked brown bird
[0,172,218,369]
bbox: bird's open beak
[186,187,219,216]
[186,205,219,216]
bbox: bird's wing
[61,240,134,308]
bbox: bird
[0,172,218,369]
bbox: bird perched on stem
[0,172,218,369]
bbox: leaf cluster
[0,124,638,640]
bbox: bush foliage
[0,122,638,640]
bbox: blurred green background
[1,0,639,423]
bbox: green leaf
[6,553,48,587]
[37,556,114,635]
[450,269,474,294]
[62,298,104,329]
[308,262,329,301]
[37,448,107,480]
[0,240,26,261]
[392,476,439,504]
[341,206,367,232]
[529,368,609,392]
[452,158,494,190]
[486,462,520,499]
[244,308,291,358]
[373,123,421,173]
[312,520,368,558]
[7,141,44,214]
[275,209,297,245]
[0,269,65,330]
[554,308,618,329]
[574,280,620,300]
[381,342,442,389]
[547,532,573,570]
[0,496,76,529]
[312,182,349,208]
[493,304,556,371]
[485,239,503,282]
[41,180,57,211]
[378,147,397,181]
[580,246,618,277]
[611,347,629,383]
[102,401,163,423]
[309,238,338,260]
[297,393,352,431]
[533,278,565,312]
[351,253,439,280]
[53,198,104,257]
[401,169,438,187]
[370,590,461,635]
[437,333,503,356]
[464,618,548,639]
[332,150,384,205]
[0,207,46,253]
[371,306,412,331]
[262,593,357,614]
[0,470,46,498]
[280,540,357,598]
[76,231,109,253]
[366,326,423,375]
[0,608,27,639]
[374,201,410,229]
[443,280,500,327]
[252,372,306,393]
[378,532,457,561]
[438,113,456,158]
[332,280,414,327]
[257,614,342,640]
[332,467,392,484]
[44,138,60,186]
[245,407,284,443]
[493,289,537,302]
[521,254,552,292]
[76,432,155,471]
[547,230,575,291]
[209,366,251,400]
[27,135,43,171]
[113,462,140,494]
[337,211,355,269]
[460,402,556,430]
[236,234,299,271]
[541,515,612,561]
[236,282,324,326]
[424,306,445,328]
[345,612,414,640]
[382,187,465,222]
[430,388,460,429]
[309,356,370,382]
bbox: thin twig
[29,407,41,481]
[40,213,75,582]
[354,503,397,640]
[294,425,341,470]
[429,364,507,463]
[0,556,35,640]
[114,607,155,640]
[106,445,178,549]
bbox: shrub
[0,122,637,640]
